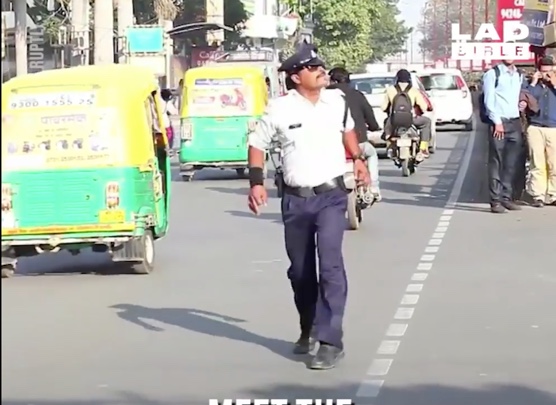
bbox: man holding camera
[525,56,556,207]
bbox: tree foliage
[367,0,412,62]
[418,0,497,60]
[288,0,410,71]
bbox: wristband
[249,167,264,187]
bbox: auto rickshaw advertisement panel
[2,107,123,172]
[188,78,253,117]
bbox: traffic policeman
[247,45,370,370]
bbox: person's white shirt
[161,99,179,128]
[248,88,355,188]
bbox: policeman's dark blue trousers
[281,187,348,349]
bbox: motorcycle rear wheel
[401,159,410,177]
[347,190,361,230]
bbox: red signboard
[190,47,223,67]
[496,0,535,63]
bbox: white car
[416,68,474,131]
[350,71,437,153]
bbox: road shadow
[109,304,306,364]
[3,383,555,405]
[171,167,247,183]
[225,210,283,223]
[4,249,131,278]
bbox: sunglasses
[292,65,324,74]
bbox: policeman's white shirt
[248,89,355,188]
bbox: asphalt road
[2,123,555,405]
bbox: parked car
[417,68,474,131]
[350,71,437,154]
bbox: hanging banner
[521,0,551,46]
[496,0,536,63]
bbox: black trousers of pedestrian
[512,141,528,201]
[488,118,524,203]
[281,187,348,349]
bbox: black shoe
[532,199,545,208]
[293,335,316,355]
[501,201,522,211]
[309,344,345,370]
[490,203,506,214]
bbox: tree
[285,0,410,71]
[418,0,497,60]
[367,0,412,62]
[311,0,376,71]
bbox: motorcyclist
[328,67,382,201]
[381,69,432,161]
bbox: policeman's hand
[519,100,527,112]
[493,123,504,140]
[248,185,268,215]
[354,160,370,186]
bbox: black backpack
[390,84,414,129]
[479,65,523,124]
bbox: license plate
[396,138,412,147]
[98,209,125,223]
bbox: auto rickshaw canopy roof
[2,64,160,100]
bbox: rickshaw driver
[247,44,369,370]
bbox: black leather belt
[284,176,345,198]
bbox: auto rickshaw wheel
[235,168,247,178]
[181,173,194,182]
[1,265,15,278]
[131,230,155,275]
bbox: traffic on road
[1,53,555,405]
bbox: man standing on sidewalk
[483,59,524,213]
[525,56,556,207]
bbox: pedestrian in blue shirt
[483,59,524,213]
[524,56,556,207]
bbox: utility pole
[71,0,89,66]
[117,0,134,64]
[14,0,27,75]
[94,0,115,64]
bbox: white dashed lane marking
[355,128,477,403]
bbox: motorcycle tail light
[105,182,120,209]
[181,119,193,140]
[1,184,13,211]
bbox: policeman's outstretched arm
[247,104,277,214]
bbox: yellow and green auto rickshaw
[1,64,171,278]
[178,65,268,181]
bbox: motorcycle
[344,150,375,231]
[387,126,421,177]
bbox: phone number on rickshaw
[9,92,97,109]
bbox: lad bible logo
[450,21,533,60]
